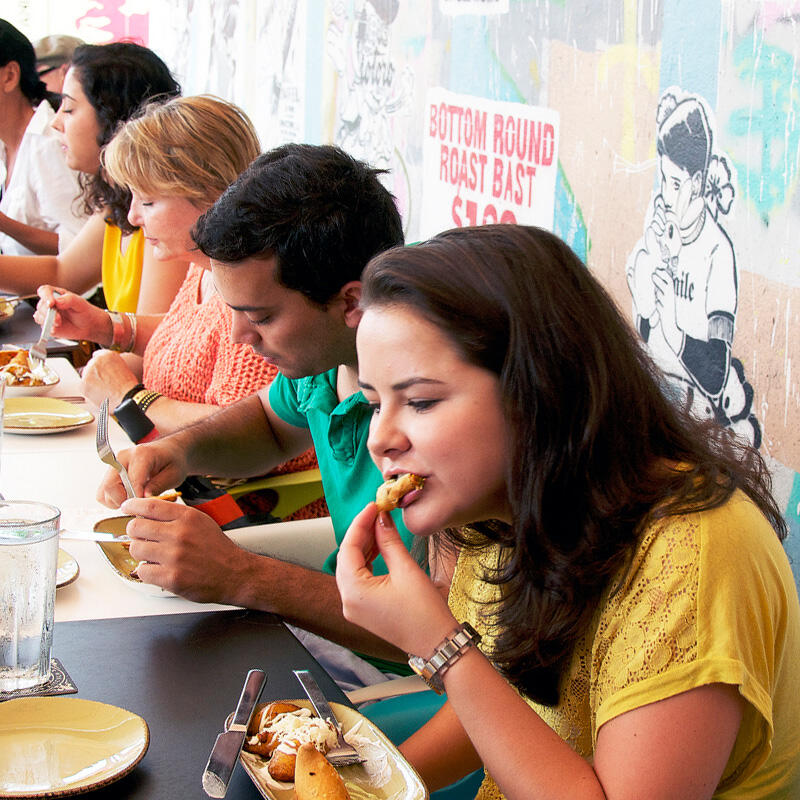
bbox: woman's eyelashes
[366,397,442,415]
[407,398,440,412]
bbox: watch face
[408,655,426,678]
[407,655,444,693]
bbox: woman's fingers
[337,503,381,575]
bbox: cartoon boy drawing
[627,89,761,447]
[327,0,412,170]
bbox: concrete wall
[145,1,798,584]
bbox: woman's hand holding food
[35,286,112,344]
[81,350,141,409]
[336,504,458,658]
[97,439,190,508]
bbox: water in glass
[0,502,60,692]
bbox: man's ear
[339,281,363,328]
[1,61,21,93]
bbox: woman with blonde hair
[36,94,321,496]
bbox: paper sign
[421,88,560,238]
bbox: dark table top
[51,610,349,800]
[0,298,40,347]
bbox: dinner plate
[56,548,79,588]
[0,697,149,798]
[233,699,428,800]
[2,398,93,435]
[93,516,176,598]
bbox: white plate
[0,349,60,395]
[56,548,79,588]
[234,699,428,800]
[0,697,149,797]
[2,397,93,435]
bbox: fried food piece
[294,743,351,800]
[244,703,337,781]
[243,702,302,757]
[267,741,300,781]
[375,473,425,512]
[0,348,45,386]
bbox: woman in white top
[0,19,85,256]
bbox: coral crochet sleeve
[142,264,322,485]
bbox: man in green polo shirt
[97,144,418,687]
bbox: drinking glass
[0,501,60,692]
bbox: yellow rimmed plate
[93,516,176,598]
[56,548,79,589]
[3,398,93,435]
[233,699,428,800]
[0,697,149,798]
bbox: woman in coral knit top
[36,95,318,483]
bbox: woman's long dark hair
[69,42,180,233]
[361,224,785,705]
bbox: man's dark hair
[0,19,55,107]
[192,144,404,305]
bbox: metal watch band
[409,622,481,693]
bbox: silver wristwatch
[408,622,481,694]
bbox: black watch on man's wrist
[113,397,155,443]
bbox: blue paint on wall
[554,163,589,263]
[450,16,492,96]
[449,16,521,103]
[659,0,721,105]
[727,37,800,225]
[785,472,800,596]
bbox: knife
[202,668,266,798]
[59,529,131,543]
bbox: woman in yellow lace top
[336,225,800,799]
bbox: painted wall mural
[154,0,800,588]
[627,88,761,448]
[12,0,799,583]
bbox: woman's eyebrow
[358,377,445,391]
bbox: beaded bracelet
[122,383,145,403]
[132,389,163,413]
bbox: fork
[293,670,364,767]
[28,292,60,368]
[96,398,135,499]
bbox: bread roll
[294,743,350,800]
